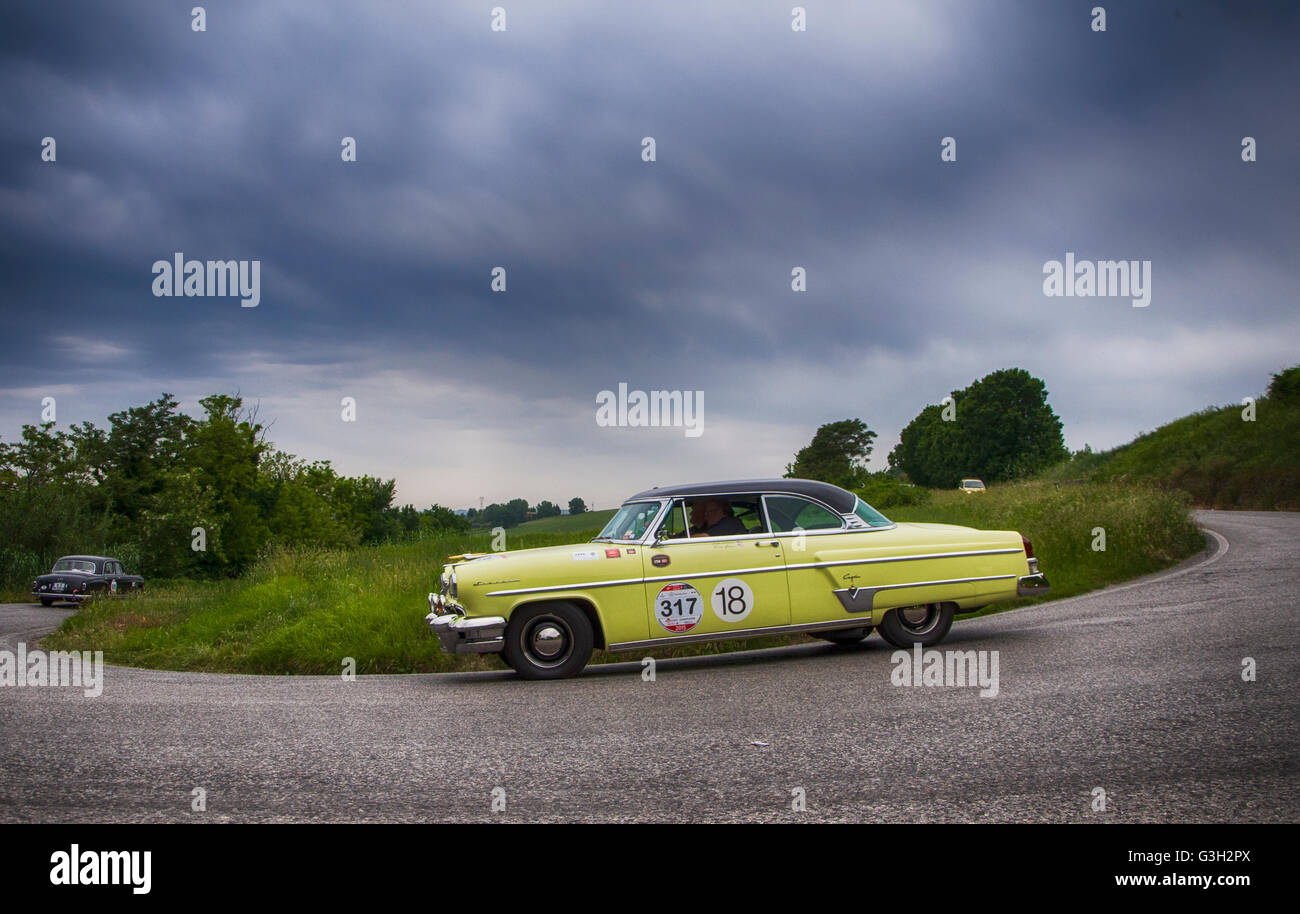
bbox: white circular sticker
[710,577,754,623]
[655,582,704,633]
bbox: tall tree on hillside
[889,368,1067,487]
[568,497,586,515]
[785,419,876,490]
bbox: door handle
[756,540,780,547]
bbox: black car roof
[626,478,858,514]
[56,555,117,564]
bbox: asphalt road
[1,510,1295,823]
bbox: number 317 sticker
[656,582,703,633]
[711,577,754,622]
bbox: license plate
[52,582,66,591]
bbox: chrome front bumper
[1017,558,1051,597]
[426,611,507,654]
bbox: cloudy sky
[1,1,1296,511]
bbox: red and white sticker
[710,577,753,623]
[605,548,622,558]
[655,582,704,634]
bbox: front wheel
[877,603,954,648]
[501,603,594,680]
[39,597,54,606]
[814,626,872,645]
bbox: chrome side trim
[608,619,876,653]
[832,573,1017,613]
[487,575,651,597]
[484,548,1025,597]
[784,547,1023,573]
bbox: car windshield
[53,559,97,573]
[853,497,893,528]
[962,480,984,488]
[594,501,662,542]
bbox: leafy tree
[1267,364,1300,404]
[185,395,271,569]
[477,498,530,528]
[889,368,1067,487]
[568,497,587,515]
[785,419,876,489]
[418,505,470,535]
[534,500,561,518]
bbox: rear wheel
[814,626,872,645]
[501,603,594,680]
[877,603,954,648]
[39,598,53,606]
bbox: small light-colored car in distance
[425,478,1050,679]
[959,478,987,494]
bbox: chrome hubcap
[522,616,574,668]
[531,624,565,658]
[899,604,940,634]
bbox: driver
[688,497,748,537]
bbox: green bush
[854,474,932,509]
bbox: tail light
[1021,535,1035,559]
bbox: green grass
[507,509,617,534]
[887,482,1204,618]
[1034,378,1300,509]
[41,482,1204,674]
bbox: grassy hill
[509,509,617,534]
[1037,364,1300,509]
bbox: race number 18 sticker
[711,577,754,623]
[655,582,704,633]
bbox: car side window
[729,498,768,534]
[657,500,690,538]
[764,496,843,533]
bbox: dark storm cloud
[2,1,1297,505]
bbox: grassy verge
[886,482,1204,618]
[41,482,1204,674]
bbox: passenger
[688,497,748,537]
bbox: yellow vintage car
[426,479,1049,679]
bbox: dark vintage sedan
[31,555,145,606]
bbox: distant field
[508,509,617,534]
[42,481,1203,675]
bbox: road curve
[0,510,1295,822]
